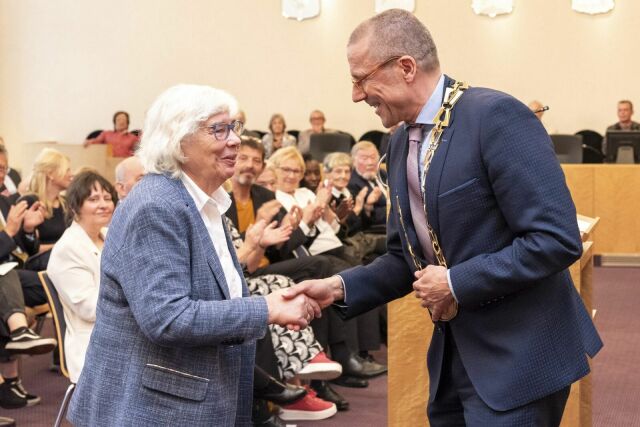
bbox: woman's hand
[332,198,353,223]
[301,202,323,227]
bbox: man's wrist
[331,275,345,301]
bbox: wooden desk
[388,241,596,427]
[562,164,640,255]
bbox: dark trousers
[254,329,281,387]
[428,326,570,427]
[252,255,334,282]
[0,270,25,338]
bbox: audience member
[301,154,322,192]
[0,145,51,321]
[262,113,297,157]
[256,164,277,192]
[297,110,337,154]
[26,149,72,265]
[604,100,640,155]
[347,141,386,233]
[607,100,640,132]
[83,111,140,157]
[47,170,116,383]
[528,100,553,133]
[232,110,261,138]
[114,156,145,200]
[66,84,319,426]
[0,138,21,196]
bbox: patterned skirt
[246,274,322,380]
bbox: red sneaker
[279,386,337,421]
[297,351,342,380]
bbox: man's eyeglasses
[351,56,402,91]
[0,166,7,173]
[203,120,244,141]
[278,166,303,176]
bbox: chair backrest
[38,271,70,379]
[575,130,604,163]
[550,134,583,164]
[288,129,300,140]
[359,130,386,151]
[86,130,102,139]
[309,133,352,162]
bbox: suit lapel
[173,176,232,300]
[392,128,423,266]
[425,74,459,240]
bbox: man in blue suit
[287,9,602,426]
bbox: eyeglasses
[203,120,244,141]
[351,56,402,91]
[278,166,303,176]
[0,166,7,173]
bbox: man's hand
[265,288,322,330]
[283,276,344,310]
[412,265,455,321]
[244,219,268,250]
[353,187,368,215]
[366,186,383,205]
[22,201,46,233]
[5,201,28,237]
[256,200,282,223]
[260,220,292,248]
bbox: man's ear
[399,56,418,83]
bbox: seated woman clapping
[47,170,115,383]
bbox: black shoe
[0,416,15,427]
[6,378,41,407]
[254,377,307,405]
[252,398,287,426]
[5,327,57,356]
[330,375,369,388]
[0,382,27,409]
[310,380,349,411]
[341,354,387,379]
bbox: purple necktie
[407,125,435,265]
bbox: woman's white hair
[137,84,238,178]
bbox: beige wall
[1,0,639,173]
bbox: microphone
[533,106,549,114]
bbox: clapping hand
[256,200,282,223]
[260,220,292,248]
[331,198,354,224]
[22,201,46,233]
[282,205,302,230]
[5,201,29,237]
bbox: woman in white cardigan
[47,170,116,383]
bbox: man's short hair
[619,100,634,110]
[348,9,439,73]
[351,140,378,158]
[240,136,265,161]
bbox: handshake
[264,276,345,330]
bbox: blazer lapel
[173,176,232,300]
[393,128,423,266]
[425,74,460,241]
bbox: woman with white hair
[66,84,320,427]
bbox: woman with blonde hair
[28,148,73,254]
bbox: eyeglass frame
[277,166,304,176]
[203,120,244,141]
[351,55,402,92]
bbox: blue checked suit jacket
[67,173,268,426]
[339,76,603,411]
